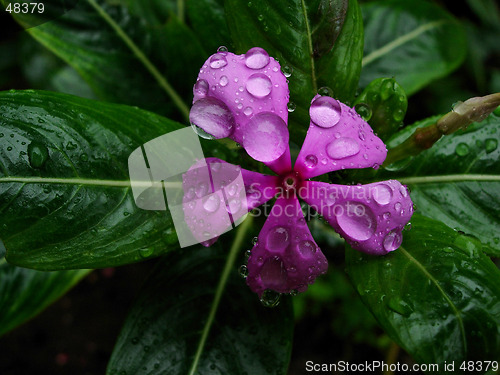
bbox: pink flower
[184,47,413,299]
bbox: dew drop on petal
[245,47,270,69]
[326,137,360,159]
[399,185,408,197]
[297,240,316,257]
[358,130,366,141]
[266,226,290,252]
[219,75,229,87]
[227,197,242,214]
[243,112,288,162]
[310,96,341,128]
[382,212,391,220]
[244,106,253,116]
[209,54,228,69]
[372,184,393,205]
[193,79,209,97]
[196,182,209,198]
[394,202,402,211]
[304,154,318,169]
[203,194,220,212]
[190,97,235,139]
[337,202,376,241]
[260,257,287,289]
[246,73,272,98]
[383,230,402,252]
[217,45,228,53]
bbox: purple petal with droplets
[300,180,413,255]
[295,95,387,179]
[193,48,291,173]
[246,195,328,297]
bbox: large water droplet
[209,54,228,69]
[28,142,49,168]
[354,103,372,121]
[260,289,281,308]
[260,257,287,289]
[287,102,296,112]
[304,154,318,169]
[193,79,209,97]
[190,97,235,139]
[455,143,470,156]
[297,240,316,257]
[337,202,376,241]
[372,184,393,205]
[246,73,272,98]
[326,137,360,159]
[243,106,253,116]
[242,112,288,162]
[383,230,402,252]
[203,194,221,212]
[310,96,341,128]
[266,226,290,251]
[387,297,413,316]
[245,47,270,69]
[227,197,242,214]
[485,138,498,153]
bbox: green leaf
[225,0,363,143]
[0,244,89,337]
[384,112,500,256]
[360,0,467,96]
[0,90,183,270]
[12,0,203,121]
[346,214,500,366]
[107,246,294,375]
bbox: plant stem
[86,0,190,122]
[188,215,253,375]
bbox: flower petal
[295,95,387,179]
[182,158,279,247]
[191,48,291,173]
[246,195,328,297]
[300,180,413,255]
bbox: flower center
[280,171,302,196]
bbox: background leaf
[360,0,467,96]
[13,0,206,121]
[107,246,294,375]
[225,0,363,143]
[0,90,183,270]
[0,243,89,337]
[383,112,500,256]
[346,214,500,366]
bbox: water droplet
[193,79,209,97]
[372,184,393,205]
[227,197,241,214]
[304,154,318,169]
[393,109,405,122]
[239,264,249,278]
[139,248,154,258]
[394,202,402,211]
[297,240,316,257]
[310,96,341,128]
[28,142,49,168]
[219,75,229,87]
[455,142,469,156]
[399,185,408,197]
[266,226,290,251]
[209,54,227,69]
[354,103,372,121]
[66,141,78,150]
[260,289,281,308]
[326,137,360,159]
[382,212,391,220]
[196,182,209,198]
[6,146,12,151]
[245,47,270,69]
[246,73,272,98]
[485,138,498,153]
[337,202,376,241]
[251,236,258,245]
[0,133,3,138]
[387,297,413,316]
[245,249,252,259]
[317,86,333,97]
[404,222,412,231]
[243,106,253,116]
[217,45,228,53]
[287,102,296,112]
[358,130,366,141]
[203,194,221,212]
[383,230,402,252]
[257,14,264,21]
[242,112,288,162]
[281,65,292,77]
[190,97,235,139]
[80,153,88,162]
